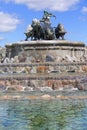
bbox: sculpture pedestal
[6,40,85,61]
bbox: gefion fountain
[0,11,87,91]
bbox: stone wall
[0,74,87,91]
[1,40,87,92]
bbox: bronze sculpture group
[24,11,67,41]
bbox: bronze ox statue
[24,11,67,41]
[55,23,67,40]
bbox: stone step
[0,72,86,80]
[0,62,87,67]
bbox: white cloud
[3,0,80,11]
[82,6,87,13]
[0,36,4,41]
[0,12,20,32]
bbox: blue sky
[0,0,87,47]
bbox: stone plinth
[5,40,85,61]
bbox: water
[0,91,87,130]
